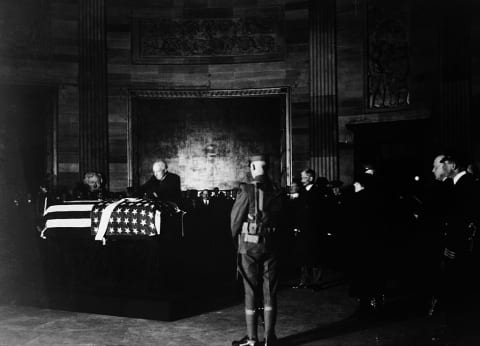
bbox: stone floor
[1,278,478,346]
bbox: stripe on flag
[42,201,97,238]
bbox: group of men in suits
[286,152,480,326]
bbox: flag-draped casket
[41,198,180,241]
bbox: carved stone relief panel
[367,0,410,109]
[132,7,285,64]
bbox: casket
[41,198,164,242]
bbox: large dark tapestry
[132,8,284,64]
[367,1,410,109]
[132,96,284,190]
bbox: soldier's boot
[263,306,278,346]
[293,266,309,288]
[232,336,259,346]
[232,309,258,346]
[428,296,438,316]
[312,266,323,285]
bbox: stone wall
[1,0,478,187]
[105,0,310,191]
[336,0,443,183]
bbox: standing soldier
[231,155,284,346]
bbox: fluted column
[309,0,338,180]
[438,6,471,155]
[439,80,471,152]
[79,0,108,178]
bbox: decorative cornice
[342,108,431,127]
[129,87,290,99]
[127,86,293,186]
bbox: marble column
[79,0,108,178]
[309,0,339,180]
[438,8,472,155]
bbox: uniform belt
[241,222,275,235]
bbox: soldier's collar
[252,175,267,183]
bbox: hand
[444,248,456,259]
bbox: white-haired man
[138,159,181,203]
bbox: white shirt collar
[305,184,313,191]
[453,171,467,185]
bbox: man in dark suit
[137,159,181,204]
[422,154,454,316]
[346,173,387,314]
[198,189,212,209]
[439,153,479,336]
[196,189,214,231]
[293,168,323,289]
[441,154,478,261]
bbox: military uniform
[442,171,479,332]
[231,167,283,346]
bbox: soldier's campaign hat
[250,154,267,162]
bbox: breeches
[239,252,279,311]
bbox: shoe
[232,335,259,346]
[370,297,378,310]
[431,325,453,344]
[264,334,278,346]
[292,282,307,289]
[351,299,373,319]
[312,267,323,283]
[428,297,438,316]
[369,294,386,313]
[370,295,385,311]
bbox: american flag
[41,200,98,239]
[91,199,161,240]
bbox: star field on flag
[91,199,161,238]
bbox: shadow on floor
[276,296,436,346]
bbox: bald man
[138,160,181,204]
